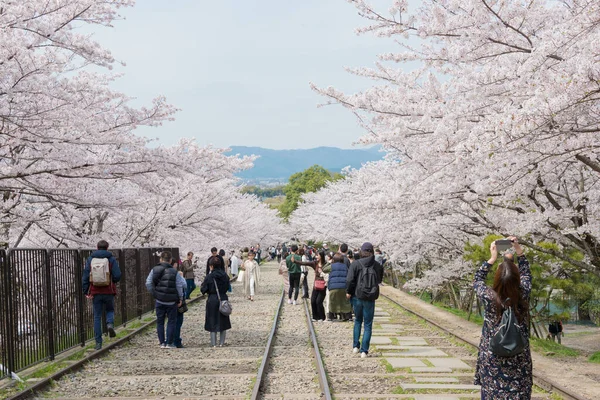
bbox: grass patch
[589,351,600,364]
[530,338,580,357]
[421,359,434,367]
[391,386,406,394]
[29,362,69,379]
[390,337,399,345]
[381,359,395,373]
[433,302,484,325]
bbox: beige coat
[241,259,260,296]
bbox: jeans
[352,297,375,354]
[288,273,301,301]
[185,279,196,299]
[155,302,178,345]
[93,294,115,345]
[311,289,326,320]
[174,312,184,346]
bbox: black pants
[288,273,301,300]
[311,289,326,320]
[301,272,309,298]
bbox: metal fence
[0,247,179,379]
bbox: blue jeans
[155,302,178,345]
[352,297,375,354]
[185,279,196,299]
[93,294,115,345]
[174,312,184,346]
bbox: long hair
[318,250,326,266]
[492,260,528,323]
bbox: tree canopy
[278,165,343,220]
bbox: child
[174,270,187,348]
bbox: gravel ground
[37,262,284,399]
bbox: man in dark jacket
[82,240,121,350]
[346,242,383,358]
[339,243,352,268]
[146,251,186,349]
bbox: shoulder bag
[214,278,233,316]
[314,267,326,291]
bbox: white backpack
[90,258,111,287]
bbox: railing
[0,247,179,380]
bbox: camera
[495,239,514,252]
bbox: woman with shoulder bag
[474,236,532,399]
[201,256,231,347]
[310,250,328,322]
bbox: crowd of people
[83,237,536,398]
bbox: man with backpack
[146,251,186,349]
[82,240,121,350]
[346,242,383,358]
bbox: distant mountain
[226,146,384,182]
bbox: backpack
[355,261,379,301]
[489,299,527,357]
[90,258,111,287]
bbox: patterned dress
[473,255,533,399]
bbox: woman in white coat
[241,250,260,301]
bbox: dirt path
[381,285,600,400]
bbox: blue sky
[93,0,396,149]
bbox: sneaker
[360,352,368,358]
[176,344,185,348]
[352,347,359,354]
[160,343,167,349]
[107,323,116,338]
[165,344,177,349]
[288,299,292,305]
[293,300,297,305]
[94,343,102,351]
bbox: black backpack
[355,260,379,301]
[489,299,527,357]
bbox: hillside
[226,146,383,182]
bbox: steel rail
[381,293,590,400]
[302,298,333,400]
[5,295,204,400]
[250,288,285,400]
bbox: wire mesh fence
[0,247,179,379]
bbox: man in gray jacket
[146,251,186,349]
[181,251,197,299]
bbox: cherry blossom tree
[1,1,286,252]
[300,0,600,282]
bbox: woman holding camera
[474,236,532,399]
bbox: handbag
[178,299,188,314]
[489,298,526,357]
[314,279,326,291]
[314,266,326,291]
[214,278,232,316]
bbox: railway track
[9,262,586,400]
[16,262,330,400]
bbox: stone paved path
[381,285,600,400]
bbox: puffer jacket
[328,262,348,291]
